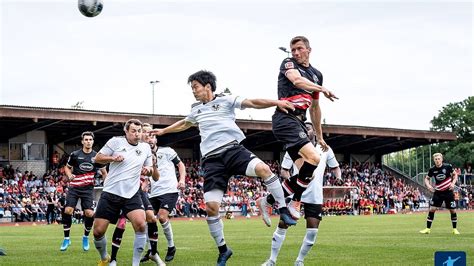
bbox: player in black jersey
[261,36,338,223]
[419,153,460,235]
[60,131,107,251]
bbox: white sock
[94,235,108,260]
[264,174,286,208]
[207,215,225,247]
[162,220,175,247]
[132,232,147,266]
[270,227,287,262]
[296,228,318,262]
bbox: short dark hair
[290,36,310,49]
[81,131,94,139]
[188,70,217,92]
[124,119,142,131]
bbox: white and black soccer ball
[78,0,103,18]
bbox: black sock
[147,222,159,255]
[218,244,227,254]
[451,212,457,229]
[427,211,435,228]
[293,162,317,201]
[111,227,125,261]
[62,214,72,238]
[84,216,94,237]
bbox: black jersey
[278,57,323,116]
[67,149,104,188]
[427,163,454,192]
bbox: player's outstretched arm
[241,98,295,113]
[309,98,328,151]
[286,68,338,101]
[149,119,193,136]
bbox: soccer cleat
[140,249,152,262]
[82,236,90,251]
[0,248,6,256]
[109,260,117,266]
[288,200,302,220]
[261,259,276,266]
[279,207,297,226]
[257,197,272,227]
[216,247,233,266]
[452,229,460,235]
[419,228,431,234]
[150,253,166,266]
[97,255,110,266]
[165,246,176,262]
[60,238,71,251]
[294,260,304,266]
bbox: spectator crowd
[1,160,473,223]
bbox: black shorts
[140,189,154,211]
[272,110,310,156]
[66,186,94,210]
[149,193,179,213]
[202,145,257,193]
[430,190,456,209]
[95,191,144,224]
[304,203,323,220]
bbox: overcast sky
[1,0,472,130]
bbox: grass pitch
[0,211,472,265]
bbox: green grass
[0,211,472,265]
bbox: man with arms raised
[269,36,337,216]
[151,70,297,266]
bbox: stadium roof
[0,105,456,155]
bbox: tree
[223,87,232,95]
[430,96,473,167]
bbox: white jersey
[184,95,246,157]
[99,136,152,199]
[282,144,338,177]
[301,144,339,204]
[149,146,180,197]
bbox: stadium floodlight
[278,47,290,57]
[150,80,160,114]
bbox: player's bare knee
[206,202,220,216]
[133,221,147,233]
[64,207,74,215]
[84,209,94,217]
[146,211,156,223]
[306,217,320,228]
[254,162,272,178]
[307,153,320,165]
[93,227,105,238]
[158,211,168,223]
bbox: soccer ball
[78,0,103,17]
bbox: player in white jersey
[262,142,341,266]
[141,133,186,263]
[93,119,154,266]
[150,70,297,266]
[109,123,165,266]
